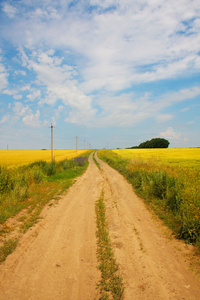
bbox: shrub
[74,156,87,166]
[33,171,43,183]
[44,161,56,176]
[61,159,77,170]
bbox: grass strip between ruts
[93,151,100,169]
[95,192,124,299]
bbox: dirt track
[0,153,200,299]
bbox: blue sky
[0,0,200,150]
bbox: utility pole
[76,136,78,154]
[50,123,54,161]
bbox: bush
[74,156,87,166]
[33,171,43,183]
[44,161,56,176]
[61,159,77,170]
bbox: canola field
[112,148,200,169]
[0,150,87,168]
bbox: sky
[0,0,200,150]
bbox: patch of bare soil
[0,153,200,299]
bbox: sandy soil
[0,152,200,299]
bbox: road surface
[0,152,200,299]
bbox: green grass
[95,192,124,299]
[93,151,100,169]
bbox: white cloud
[10,102,46,127]
[0,53,8,91]
[160,127,181,141]
[2,3,17,18]
[19,49,97,123]
[181,107,190,112]
[14,70,26,76]
[13,94,22,100]
[88,85,200,128]
[13,102,29,118]
[3,0,200,94]
[156,114,174,123]
[26,89,41,101]
[20,85,31,91]
[0,115,9,124]
[154,86,200,113]
[22,110,42,128]
[1,1,200,132]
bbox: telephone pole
[50,123,54,161]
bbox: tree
[138,138,170,148]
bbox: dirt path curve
[0,152,200,299]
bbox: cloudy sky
[0,0,200,150]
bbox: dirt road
[0,153,200,299]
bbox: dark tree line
[128,138,170,149]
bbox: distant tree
[138,138,170,148]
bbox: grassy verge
[93,151,100,169]
[98,149,200,247]
[95,192,124,299]
[0,151,92,263]
[0,238,18,263]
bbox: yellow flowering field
[112,148,200,169]
[0,150,87,168]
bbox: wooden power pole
[50,123,54,161]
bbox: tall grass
[98,150,200,246]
